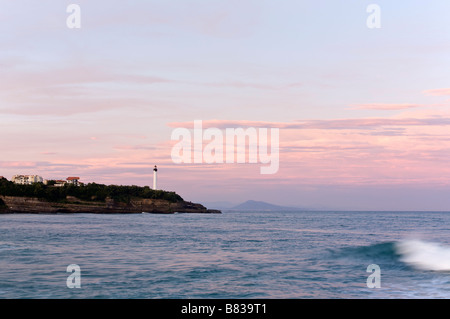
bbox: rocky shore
[0,195,221,214]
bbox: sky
[1,0,450,210]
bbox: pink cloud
[163,115,450,188]
[167,117,450,130]
[423,88,450,96]
[0,161,38,168]
[204,81,302,90]
[351,103,422,110]
[113,144,156,151]
[0,62,175,116]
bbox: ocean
[1,210,450,299]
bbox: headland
[0,177,220,214]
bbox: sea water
[1,211,450,299]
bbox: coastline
[0,195,221,215]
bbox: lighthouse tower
[153,165,158,190]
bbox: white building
[44,177,82,187]
[12,175,44,185]
[66,177,80,186]
[54,180,67,187]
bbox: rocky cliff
[0,195,221,214]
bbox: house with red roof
[66,177,80,186]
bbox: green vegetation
[0,179,183,204]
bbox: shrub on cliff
[0,197,6,208]
[0,179,183,203]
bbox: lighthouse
[153,165,158,190]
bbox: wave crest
[395,240,450,272]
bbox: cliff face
[0,196,221,214]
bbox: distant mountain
[230,200,300,211]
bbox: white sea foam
[395,240,450,271]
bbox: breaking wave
[395,240,450,272]
[335,239,450,272]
